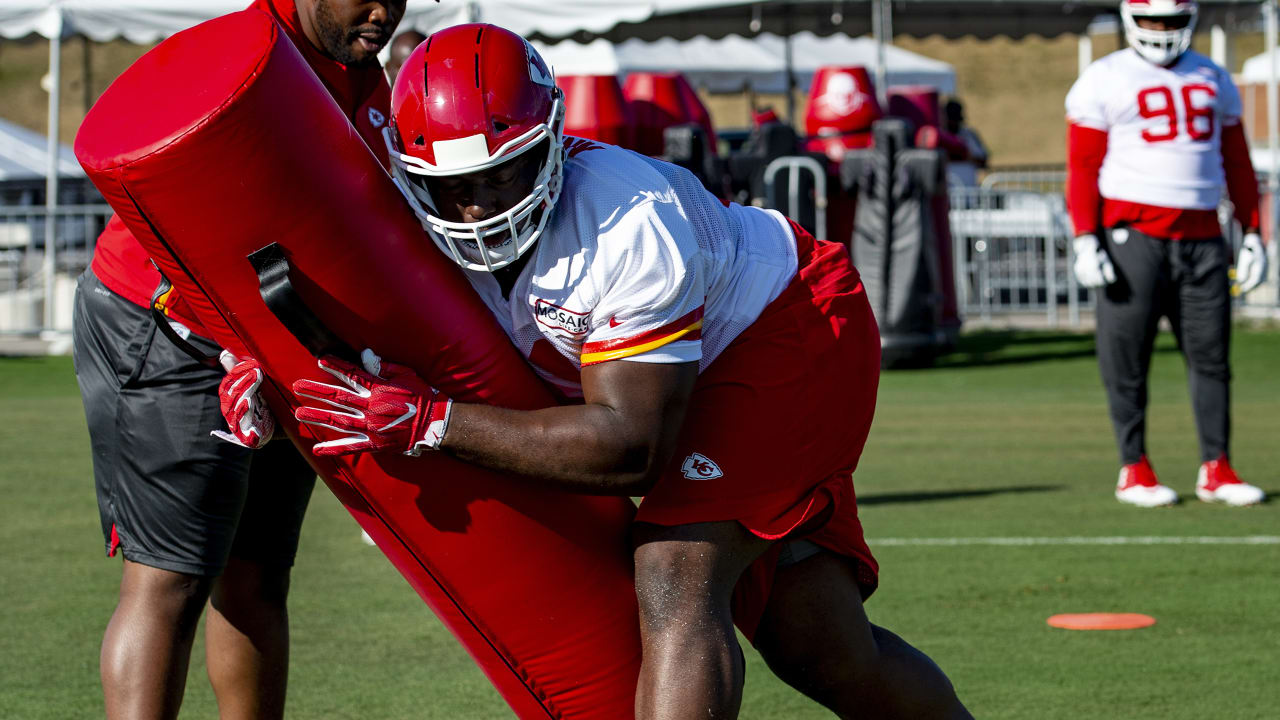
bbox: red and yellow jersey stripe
[580,307,703,366]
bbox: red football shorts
[634,220,881,643]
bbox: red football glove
[213,350,275,449]
[292,350,452,457]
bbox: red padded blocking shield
[74,10,640,719]
[623,71,717,156]
[559,75,636,150]
[804,66,881,164]
[887,85,941,130]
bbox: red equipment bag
[73,9,641,719]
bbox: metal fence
[0,204,111,335]
[947,169,1279,328]
[2,176,1278,336]
[948,179,1084,327]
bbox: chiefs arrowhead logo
[525,40,555,88]
[681,452,723,481]
[815,71,871,117]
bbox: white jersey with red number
[461,138,799,399]
[1065,48,1241,211]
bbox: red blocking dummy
[74,10,640,719]
[623,71,716,156]
[559,74,636,150]
[887,85,941,130]
[803,66,881,164]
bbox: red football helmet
[385,24,566,271]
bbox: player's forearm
[1222,123,1261,233]
[439,402,668,495]
[1066,123,1108,236]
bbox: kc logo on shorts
[681,452,723,480]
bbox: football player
[384,29,426,84]
[72,2,404,718]
[1065,0,1266,507]
[222,24,971,718]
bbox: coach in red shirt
[72,2,404,718]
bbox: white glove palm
[1233,232,1267,295]
[1073,234,1116,289]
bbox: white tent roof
[1240,49,1280,84]
[0,0,746,42]
[1,1,1263,43]
[0,118,83,182]
[0,0,240,42]
[535,32,955,94]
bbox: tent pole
[1077,33,1092,77]
[43,13,63,334]
[784,4,795,127]
[1268,0,1279,302]
[82,35,92,113]
[1210,22,1233,69]
[872,0,890,108]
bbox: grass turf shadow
[918,330,1177,370]
[857,484,1065,506]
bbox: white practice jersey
[1065,48,1241,211]
[462,138,799,399]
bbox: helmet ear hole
[414,134,425,146]
[494,120,509,133]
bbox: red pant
[635,222,881,642]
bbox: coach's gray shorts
[72,269,315,577]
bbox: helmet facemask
[1121,1,1198,66]
[386,95,566,272]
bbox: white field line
[872,536,1280,547]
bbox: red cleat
[1196,456,1265,506]
[1115,456,1177,507]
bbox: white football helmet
[1121,0,1198,66]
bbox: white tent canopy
[0,118,82,182]
[1239,46,1280,175]
[3,1,1265,44]
[0,0,745,43]
[535,32,955,95]
[1241,47,1280,83]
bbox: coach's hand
[213,350,275,449]
[1233,232,1267,295]
[292,349,452,457]
[1072,234,1116,289]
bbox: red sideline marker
[1047,613,1157,630]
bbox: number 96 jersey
[1066,48,1241,211]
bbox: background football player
[1065,0,1266,507]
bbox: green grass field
[2,329,1277,719]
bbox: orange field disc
[1047,613,1157,630]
